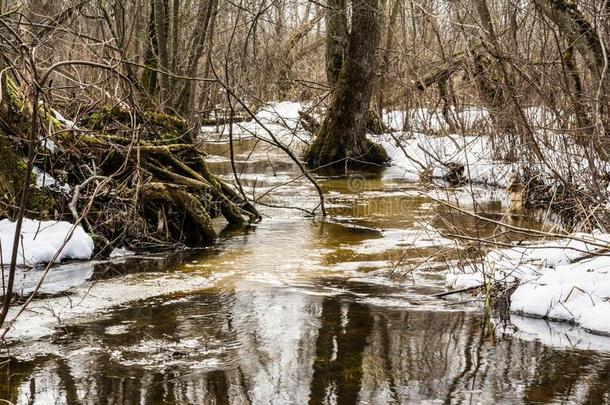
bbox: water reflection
[2,137,610,404]
[2,286,610,404]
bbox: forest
[1,0,610,403]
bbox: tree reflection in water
[2,288,610,404]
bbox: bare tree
[305,0,389,169]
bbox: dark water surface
[1,135,610,404]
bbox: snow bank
[377,132,516,186]
[378,128,603,192]
[511,254,610,336]
[200,101,311,146]
[447,232,610,336]
[0,219,94,266]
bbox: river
[1,134,610,404]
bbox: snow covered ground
[200,101,311,146]
[383,107,492,133]
[377,132,517,186]
[447,233,610,336]
[0,219,94,266]
[200,102,596,191]
[198,101,610,338]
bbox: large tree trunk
[305,0,389,169]
[324,0,348,86]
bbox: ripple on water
[3,138,610,403]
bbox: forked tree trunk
[305,0,389,169]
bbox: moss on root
[0,78,258,249]
[0,135,53,219]
[85,107,188,131]
[140,182,217,245]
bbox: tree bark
[153,0,170,106]
[177,0,217,115]
[324,0,348,86]
[533,0,610,150]
[305,0,389,169]
[376,0,400,115]
[143,1,159,97]
[170,0,180,74]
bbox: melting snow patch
[0,219,94,266]
[105,324,131,335]
[109,247,136,258]
[351,228,453,255]
[383,107,491,133]
[447,232,610,336]
[200,101,312,146]
[53,110,78,130]
[32,166,71,193]
[374,132,516,187]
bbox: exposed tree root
[0,74,259,253]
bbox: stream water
[2,136,610,404]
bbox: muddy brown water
[1,136,610,404]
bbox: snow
[7,261,96,296]
[53,109,78,130]
[200,101,311,146]
[109,247,136,258]
[0,219,94,266]
[383,107,491,133]
[32,166,71,193]
[511,254,610,336]
[446,232,610,336]
[349,228,453,255]
[376,132,516,186]
[32,166,57,188]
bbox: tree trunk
[153,0,170,106]
[533,0,610,153]
[170,0,180,75]
[376,0,400,115]
[142,2,159,97]
[305,0,389,169]
[177,0,217,115]
[324,0,348,86]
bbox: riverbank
[4,100,610,342]
[202,101,610,338]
